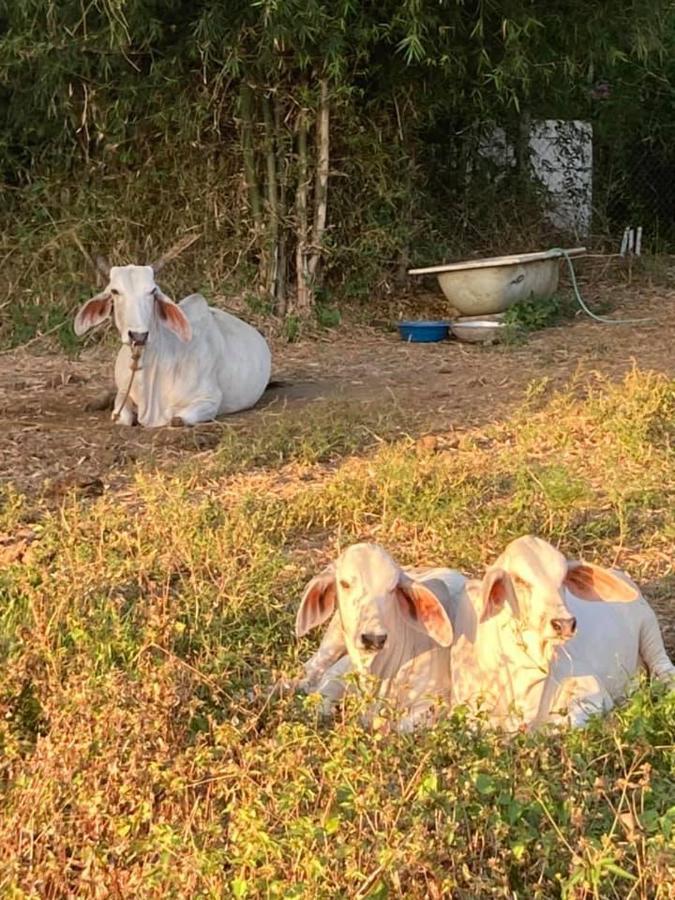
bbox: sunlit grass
[0,368,674,896]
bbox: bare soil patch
[2,280,673,495]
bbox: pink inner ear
[479,569,509,623]
[396,587,419,623]
[486,574,508,612]
[74,294,112,335]
[296,576,336,637]
[156,296,192,342]
[490,578,508,605]
[565,566,596,599]
[564,564,639,603]
[397,584,453,646]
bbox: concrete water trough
[409,247,587,317]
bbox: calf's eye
[339,579,350,590]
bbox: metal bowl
[450,314,507,344]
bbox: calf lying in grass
[451,535,675,728]
[295,543,465,732]
[298,536,674,731]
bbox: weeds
[0,369,674,896]
[503,293,568,333]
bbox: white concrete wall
[528,119,593,236]
[477,119,593,236]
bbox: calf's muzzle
[360,632,387,652]
[551,617,577,639]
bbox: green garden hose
[553,247,654,325]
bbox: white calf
[450,535,674,728]
[295,543,465,732]
[75,263,271,427]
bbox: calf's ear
[479,566,519,623]
[396,577,454,646]
[564,562,640,603]
[296,567,337,637]
[155,290,192,342]
[74,291,112,335]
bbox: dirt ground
[1,278,674,496]
[1,277,674,650]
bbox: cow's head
[479,535,639,651]
[296,543,454,674]
[74,261,191,347]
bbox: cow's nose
[551,617,577,638]
[128,330,149,346]
[361,632,387,652]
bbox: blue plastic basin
[397,320,450,343]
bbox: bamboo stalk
[262,92,279,300]
[239,82,262,229]
[308,79,330,280]
[275,94,288,314]
[295,106,311,313]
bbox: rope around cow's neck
[112,344,144,423]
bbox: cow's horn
[95,256,111,278]
[151,233,201,273]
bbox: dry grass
[0,368,674,898]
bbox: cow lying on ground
[295,543,465,732]
[74,260,271,427]
[298,536,674,730]
[450,535,675,728]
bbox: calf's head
[479,535,639,652]
[74,263,191,347]
[296,543,454,674]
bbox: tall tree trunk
[294,108,312,314]
[308,79,330,280]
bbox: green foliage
[282,314,302,343]
[503,293,566,333]
[501,287,616,340]
[315,303,341,329]
[1,0,674,336]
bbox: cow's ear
[479,567,519,622]
[396,577,454,646]
[564,562,640,603]
[154,290,192,342]
[296,568,336,637]
[74,291,112,335]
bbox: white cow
[295,543,465,732]
[450,535,675,728]
[74,263,271,427]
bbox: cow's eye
[339,579,350,590]
[110,288,119,296]
[512,574,529,590]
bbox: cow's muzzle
[128,330,149,347]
